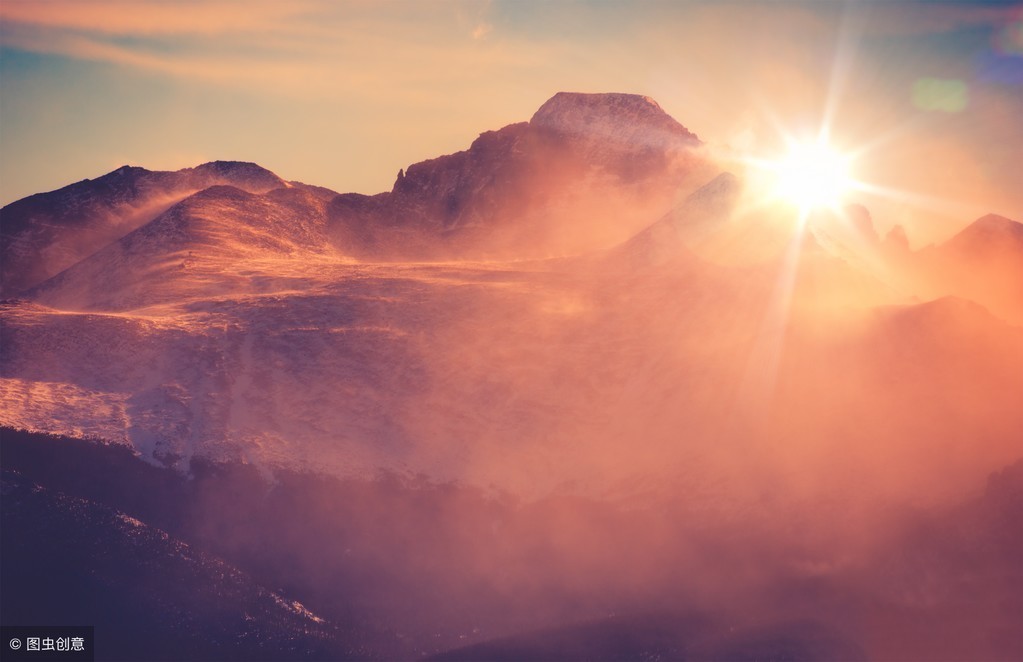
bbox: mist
[2,79,1022,659]
[4,178,1022,659]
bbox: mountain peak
[109,165,148,177]
[328,92,712,261]
[944,213,1023,253]
[530,92,699,144]
[1,160,289,297]
[965,213,1022,234]
[189,161,285,188]
[192,159,267,173]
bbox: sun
[768,140,853,212]
[741,131,861,219]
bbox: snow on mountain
[3,252,1021,502]
[27,184,335,312]
[3,262,597,484]
[327,92,716,260]
[0,161,297,297]
[1,92,1021,505]
[529,91,699,155]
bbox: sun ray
[734,219,808,425]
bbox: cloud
[0,25,329,94]
[0,0,332,94]
[0,0,315,37]
[472,22,494,40]
[0,0,542,102]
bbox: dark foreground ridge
[3,427,1021,661]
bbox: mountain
[327,92,713,259]
[884,214,1023,324]
[2,90,1023,661]
[4,92,718,307]
[0,91,1018,498]
[4,243,1020,498]
[28,185,334,311]
[941,213,1023,256]
[613,171,741,268]
[781,209,1023,324]
[934,215,1023,316]
[0,161,294,297]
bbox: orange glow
[1,2,1022,660]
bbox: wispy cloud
[0,0,519,98]
[0,0,315,36]
[472,22,494,40]
[462,0,494,40]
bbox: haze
[1,2,1022,661]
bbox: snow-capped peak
[530,91,700,145]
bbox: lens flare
[770,140,853,212]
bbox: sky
[1,0,1021,244]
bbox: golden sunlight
[769,140,852,212]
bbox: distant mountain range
[1,92,710,299]
[2,90,1021,486]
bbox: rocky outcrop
[327,92,712,260]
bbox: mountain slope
[889,214,1023,323]
[27,185,335,312]
[4,247,1021,501]
[0,161,293,296]
[941,213,1023,256]
[613,171,741,268]
[327,92,713,260]
[1,469,365,661]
